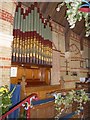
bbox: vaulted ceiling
[22,2,90,40]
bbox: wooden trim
[11,62,52,68]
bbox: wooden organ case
[11,65,51,86]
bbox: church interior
[0,0,90,119]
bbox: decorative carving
[21,75,27,99]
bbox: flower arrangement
[54,89,89,116]
[0,85,16,116]
[60,0,90,37]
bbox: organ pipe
[12,3,52,67]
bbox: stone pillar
[0,1,16,86]
[51,21,62,85]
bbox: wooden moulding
[11,62,52,68]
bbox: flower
[0,85,16,116]
[55,89,89,116]
[62,0,90,37]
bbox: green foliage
[0,85,16,116]
[55,89,89,115]
[63,0,90,37]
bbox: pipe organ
[12,3,52,67]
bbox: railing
[0,93,38,120]
[0,91,89,120]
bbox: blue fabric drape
[8,84,21,119]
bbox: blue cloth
[8,84,21,119]
[32,97,54,106]
[60,112,76,120]
[59,110,83,120]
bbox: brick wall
[0,1,16,86]
[51,21,90,89]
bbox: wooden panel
[45,69,51,84]
[10,65,51,86]
[30,102,56,118]
[25,69,33,79]
[17,67,25,79]
[32,69,40,79]
[25,85,61,99]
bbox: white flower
[63,0,90,37]
[70,24,75,29]
[61,109,64,112]
[55,89,89,115]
